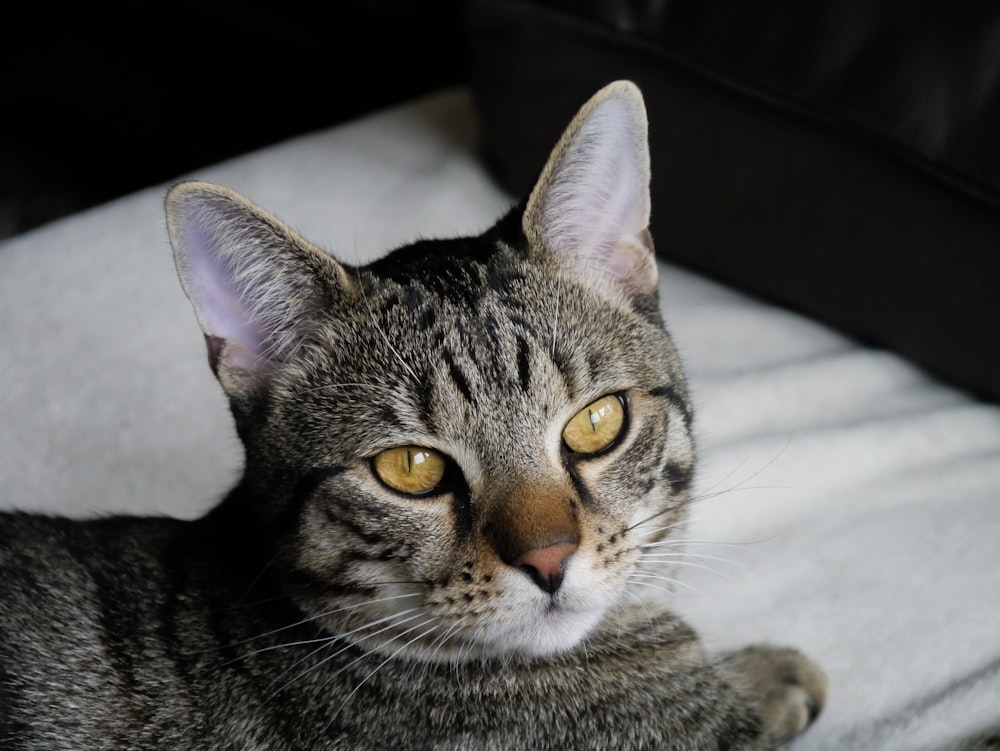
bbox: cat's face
[167,82,694,658]
[266,242,691,658]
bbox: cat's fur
[0,82,827,749]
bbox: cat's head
[166,81,694,659]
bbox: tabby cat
[0,82,828,749]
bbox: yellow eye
[562,394,626,455]
[373,447,447,495]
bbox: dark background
[5,0,998,400]
[0,0,469,240]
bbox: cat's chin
[507,605,607,658]
[382,599,609,664]
[455,603,609,661]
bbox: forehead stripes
[347,235,687,453]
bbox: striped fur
[0,82,830,749]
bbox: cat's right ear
[166,182,352,395]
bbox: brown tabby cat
[0,81,829,749]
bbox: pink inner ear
[183,218,269,358]
[531,88,653,294]
[605,231,653,283]
[586,155,648,274]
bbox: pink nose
[512,541,577,594]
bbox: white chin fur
[470,587,612,658]
[508,606,607,657]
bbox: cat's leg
[716,645,828,745]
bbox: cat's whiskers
[224,600,425,669]
[254,605,426,680]
[423,618,464,660]
[626,572,704,600]
[621,495,758,602]
[625,483,781,539]
[639,550,745,579]
[624,578,681,599]
[231,551,282,606]
[626,513,688,541]
[221,634,345,669]
[638,555,733,578]
[640,538,764,550]
[701,440,792,495]
[444,618,481,672]
[324,617,443,732]
[626,537,760,604]
[256,635,349,695]
[433,616,470,665]
[621,498,686,538]
[627,443,794,539]
[191,592,423,657]
[635,539,761,588]
[263,606,427,703]
[639,549,744,566]
[613,580,662,639]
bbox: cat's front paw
[718,644,828,744]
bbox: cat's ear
[523,80,657,300]
[166,181,352,394]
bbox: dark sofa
[466,0,1000,401]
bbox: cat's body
[1,82,827,749]
[0,513,770,750]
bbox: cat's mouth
[447,583,613,658]
[411,547,636,658]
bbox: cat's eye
[372,446,447,495]
[562,394,626,455]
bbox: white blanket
[1,89,997,749]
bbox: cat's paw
[718,644,828,744]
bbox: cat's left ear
[523,80,657,301]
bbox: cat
[0,81,828,750]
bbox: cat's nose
[512,541,577,594]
